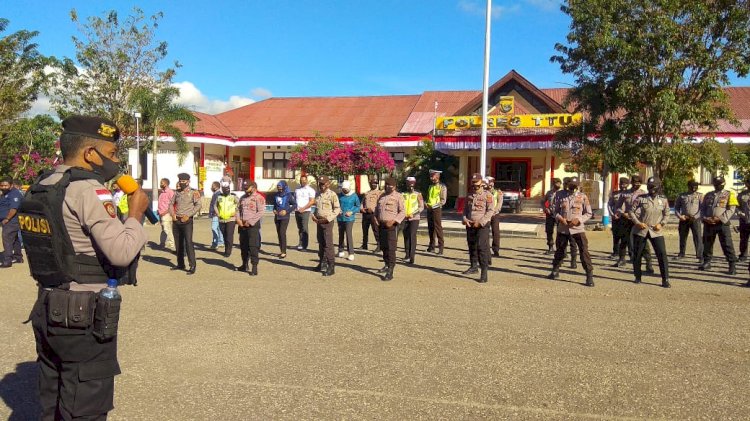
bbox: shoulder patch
[96,189,113,201]
[104,202,116,218]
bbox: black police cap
[568,177,580,186]
[631,175,642,183]
[713,175,725,184]
[384,177,397,186]
[688,179,699,187]
[647,176,661,186]
[62,115,120,142]
[177,173,190,181]
[619,177,630,184]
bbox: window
[263,152,295,179]
[700,166,713,185]
[390,152,406,172]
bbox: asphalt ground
[1,217,749,420]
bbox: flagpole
[480,0,492,177]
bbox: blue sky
[4,0,748,114]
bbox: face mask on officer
[407,182,415,192]
[385,184,395,194]
[370,182,378,190]
[713,179,725,191]
[221,187,230,195]
[177,180,189,191]
[567,181,578,192]
[647,184,658,195]
[87,148,120,182]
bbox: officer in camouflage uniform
[629,177,671,288]
[24,116,149,420]
[547,177,594,287]
[699,175,738,274]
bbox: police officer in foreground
[613,175,654,274]
[311,176,340,276]
[608,177,630,259]
[426,169,447,255]
[22,116,148,420]
[401,176,424,265]
[673,180,703,262]
[542,177,563,255]
[629,177,671,288]
[547,177,594,287]
[236,180,265,276]
[169,173,202,274]
[375,177,405,281]
[463,173,495,283]
[699,175,738,274]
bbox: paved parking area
[1,218,749,420]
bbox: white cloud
[27,95,53,117]
[458,0,519,19]
[172,81,270,114]
[524,0,559,12]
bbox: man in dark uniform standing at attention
[542,177,562,255]
[699,175,738,274]
[169,173,202,274]
[375,177,405,281]
[608,177,630,259]
[24,115,149,420]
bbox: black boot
[478,267,488,283]
[436,247,444,255]
[728,261,737,275]
[249,264,258,276]
[547,263,561,280]
[584,272,594,287]
[323,262,335,276]
[662,277,671,288]
[739,255,747,262]
[462,264,479,275]
[427,245,435,253]
[569,254,577,269]
[377,265,389,273]
[699,261,712,271]
[492,250,500,258]
[383,265,394,281]
[674,254,685,260]
[634,277,641,284]
[545,245,554,255]
[612,258,626,268]
[236,261,248,272]
[745,280,750,288]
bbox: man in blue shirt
[208,181,224,250]
[0,176,24,267]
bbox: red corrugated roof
[216,95,420,138]
[175,111,235,138]
[400,91,481,134]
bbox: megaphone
[115,175,159,224]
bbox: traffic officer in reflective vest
[629,177,671,287]
[547,177,594,287]
[25,115,149,420]
[462,173,494,283]
[486,176,503,259]
[401,176,424,264]
[608,177,630,259]
[376,177,405,280]
[699,175,738,274]
[673,180,703,262]
[311,175,340,276]
[215,183,239,258]
[542,177,562,255]
[426,169,447,255]
[169,173,202,274]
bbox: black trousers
[612,218,631,257]
[219,221,236,257]
[702,222,736,263]
[2,220,22,264]
[739,220,750,257]
[239,224,261,266]
[275,218,290,253]
[678,218,703,258]
[295,211,310,249]
[426,207,444,249]
[553,232,593,273]
[402,219,419,259]
[466,225,490,269]
[544,215,556,247]
[317,221,335,266]
[618,220,651,264]
[337,220,354,254]
[361,212,379,248]
[31,290,120,420]
[491,214,501,253]
[633,233,669,280]
[172,218,195,268]
[379,224,398,267]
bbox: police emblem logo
[499,96,514,114]
[104,202,116,218]
[98,123,117,138]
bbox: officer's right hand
[127,188,149,220]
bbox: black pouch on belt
[92,293,121,342]
[47,289,95,329]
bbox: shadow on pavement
[0,361,41,421]
[200,257,238,271]
[141,255,175,268]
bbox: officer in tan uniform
[699,175,738,274]
[401,176,424,264]
[311,176,341,276]
[673,180,703,262]
[629,177,671,287]
[360,176,382,252]
[463,174,494,283]
[236,180,265,276]
[23,116,148,420]
[169,173,202,274]
[547,177,594,287]
[375,177,405,281]
[486,176,503,259]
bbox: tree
[129,86,196,199]
[402,139,458,196]
[288,135,395,182]
[48,7,178,134]
[0,18,49,138]
[551,0,750,182]
[0,115,59,183]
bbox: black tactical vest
[19,168,138,288]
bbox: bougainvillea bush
[289,136,394,180]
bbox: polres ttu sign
[437,113,582,130]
